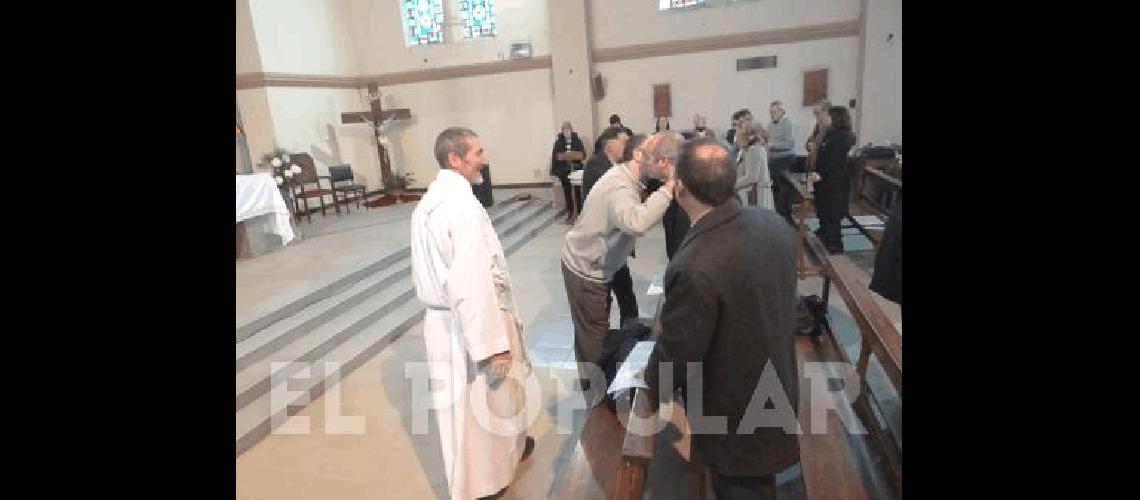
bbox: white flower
[271,158,282,167]
[284,170,294,178]
[282,154,290,163]
[274,176,284,185]
[290,164,302,174]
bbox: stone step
[235,203,563,455]
[234,246,408,343]
[234,198,530,344]
[235,254,412,373]
[236,201,553,411]
[235,296,424,456]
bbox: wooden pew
[858,166,902,216]
[612,288,900,499]
[801,230,903,498]
[564,197,902,498]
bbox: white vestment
[410,169,531,499]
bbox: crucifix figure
[341,82,412,187]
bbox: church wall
[594,37,860,155]
[237,89,278,171]
[237,0,262,74]
[858,0,901,145]
[588,0,860,51]
[241,0,383,188]
[379,68,557,188]
[262,87,385,191]
[345,0,551,75]
[246,0,361,76]
[335,0,558,188]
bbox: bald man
[645,138,801,500]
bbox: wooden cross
[341,83,411,186]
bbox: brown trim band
[237,21,859,90]
[591,20,860,63]
[237,56,554,90]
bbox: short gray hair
[770,100,784,113]
[434,127,477,169]
[647,131,683,162]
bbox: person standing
[411,127,535,500]
[551,121,586,223]
[646,138,801,500]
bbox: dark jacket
[662,200,689,260]
[870,189,902,305]
[646,198,801,476]
[581,150,613,200]
[594,125,633,153]
[551,132,585,177]
[813,128,856,219]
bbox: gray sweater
[767,118,795,158]
[562,163,673,282]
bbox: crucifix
[341,82,412,187]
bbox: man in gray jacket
[561,131,681,395]
[766,100,796,225]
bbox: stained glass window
[659,0,706,9]
[402,0,444,46]
[459,0,496,39]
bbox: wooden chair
[289,153,333,223]
[328,164,367,211]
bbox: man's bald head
[676,138,735,206]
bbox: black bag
[598,322,652,412]
[796,295,828,336]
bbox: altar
[236,173,297,259]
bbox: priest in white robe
[410,127,534,499]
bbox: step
[234,198,530,344]
[235,200,562,454]
[236,297,424,455]
[235,246,409,343]
[503,204,562,255]
[235,275,417,409]
[236,201,549,409]
[235,254,413,373]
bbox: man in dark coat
[552,121,587,222]
[645,138,801,499]
[595,114,633,152]
[582,126,627,200]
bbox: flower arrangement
[260,148,304,189]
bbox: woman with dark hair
[551,121,586,223]
[654,116,670,132]
[812,106,857,254]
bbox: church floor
[237,191,652,499]
[236,192,898,499]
